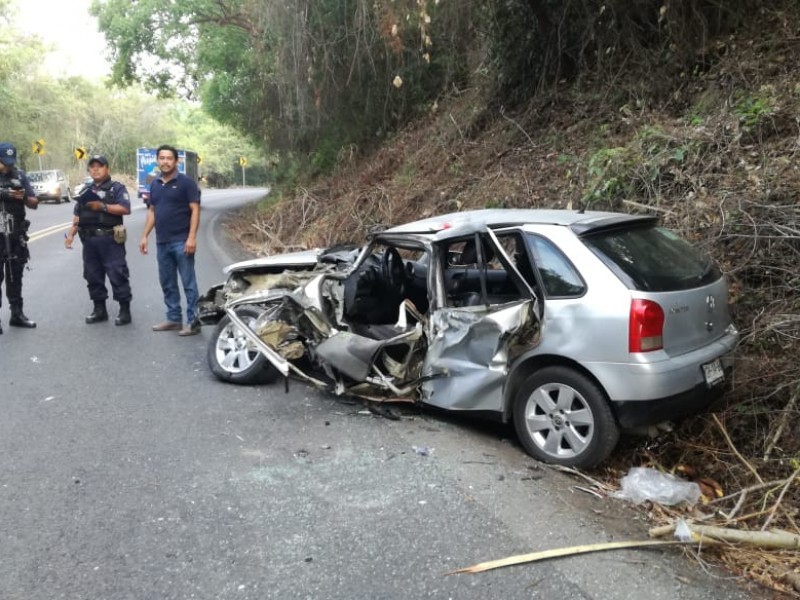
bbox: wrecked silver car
[199,209,738,467]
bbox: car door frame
[420,226,540,413]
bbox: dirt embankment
[227,8,800,595]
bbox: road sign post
[32,139,45,170]
[239,156,247,187]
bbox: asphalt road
[0,189,755,599]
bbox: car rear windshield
[582,225,721,292]
[28,171,57,182]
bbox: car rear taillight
[629,299,664,352]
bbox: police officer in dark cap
[0,141,38,333]
[64,155,133,325]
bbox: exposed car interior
[341,242,430,327]
[443,232,536,307]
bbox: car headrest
[460,238,493,265]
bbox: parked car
[27,169,71,203]
[198,209,739,467]
[73,176,93,197]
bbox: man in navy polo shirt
[138,144,201,336]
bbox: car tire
[513,366,619,468]
[207,307,279,385]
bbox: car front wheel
[207,307,279,385]
[513,366,619,468]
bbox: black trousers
[0,234,27,310]
[81,234,132,303]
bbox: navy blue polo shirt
[149,172,200,244]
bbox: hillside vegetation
[223,3,800,593]
[93,0,800,592]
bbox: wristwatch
[102,203,108,213]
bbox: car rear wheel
[513,366,619,468]
[207,307,279,385]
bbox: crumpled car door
[421,229,539,412]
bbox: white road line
[28,222,74,242]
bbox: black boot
[85,301,108,324]
[115,301,131,326]
[9,306,36,328]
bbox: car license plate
[702,359,724,387]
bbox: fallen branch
[448,540,684,574]
[622,198,672,214]
[650,522,800,549]
[763,382,800,461]
[547,464,613,491]
[760,465,800,531]
[713,414,765,484]
[710,479,790,505]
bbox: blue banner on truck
[137,147,199,202]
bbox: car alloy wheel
[207,307,278,385]
[514,366,619,468]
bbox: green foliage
[269,154,304,190]
[732,89,777,127]
[310,134,345,176]
[582,147,634,207]
[0,4,261,185]
[91,0,477,169]
[483,198,505,209]
[577,125,702,209]
[687,113,705,126]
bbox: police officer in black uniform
[0,142,38,334]
[64,155,133,325]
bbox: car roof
[382,208,656,241]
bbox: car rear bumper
[584,329,738,427]
[612,373,731,428]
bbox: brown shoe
[152,321,182,332]
[178,321,201,336]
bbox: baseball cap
[0,142,17,166]
[88,155,109,167]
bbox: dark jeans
[81,234,132,302]
[156,240,199,324]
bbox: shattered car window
[442,235,529,307]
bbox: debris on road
[612,466,701,506]
[650,521,800,550]
[449,540,685,574]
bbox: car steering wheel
[381,247,406,295]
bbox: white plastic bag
[612,466,701,506]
